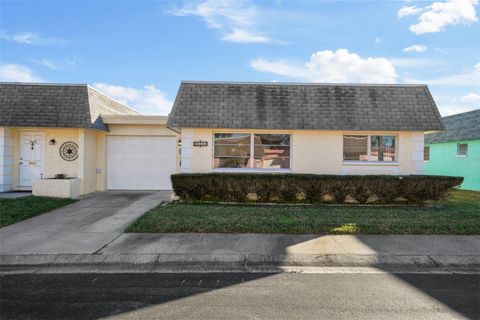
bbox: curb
[1,254,479,273]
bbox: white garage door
[107,136,176,190]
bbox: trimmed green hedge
[171,173,463,204]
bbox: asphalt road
[1,272,479,320]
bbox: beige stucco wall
[6,124,179,195]
[10,128,80,190]
[181,128,423,175]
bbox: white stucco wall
[181,128,423,175]
[0,127,13,191]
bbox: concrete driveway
[0,191,171,255]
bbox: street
[1,272,479,320]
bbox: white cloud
[399,0,479,35]
[374,37,382,43]
[405,62,480,85]
[434,47,448,53]
[398,6,425,17]
[251,49,397,83]
[170,0,274,43]
[439,105,478,116]
[403,44,427,52]
[31,56,78,70]
[459,92,480,102]
[0,64,44,82]
[32,59,59,70]
[221,28,271,43]
[0,30,67,45]
[93,83,173,115]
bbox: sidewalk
[2,234,479,273]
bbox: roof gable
[167,81,445,131]
[0,83,139,131]
[425,109,480,144]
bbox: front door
[19,133,43,187]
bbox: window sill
[456,155,468,158]
[342,161,399,166]
[212,168,293,173]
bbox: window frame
[457,143,468,157]
[342,134,399,164]
[213,132,292,171]
[424,146,430,162]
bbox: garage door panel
[107,136,176,190]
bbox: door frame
[19,131,44,187]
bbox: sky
[0,0,479,116]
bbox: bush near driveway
[126,190,480,235]
[0,196,76,227]
[171,173,463,204]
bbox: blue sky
[1,0,479,115]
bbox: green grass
[0,196,76,227]
[126,189,480,235]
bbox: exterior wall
[0,127,13,191]
[78,129,98,195]
[424,140,480,191]
[10,128,80,190]
[95,124,180,191]
[181,128,423,175]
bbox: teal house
[424,109,480,191]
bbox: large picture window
[214,133,290,169]
[343,135,397,162]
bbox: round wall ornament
[59,141,79,161]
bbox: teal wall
[424,140,480,191]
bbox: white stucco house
[0,81,445,197]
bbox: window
[424,146,430,161]
[457,143,468,157]
[253,134,290,169]
[343,135,397,162]
[213,133,250,168]
[214,133,290,169]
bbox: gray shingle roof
[0,83,139,131]
[167,81,445,131]
[425,109,480,144]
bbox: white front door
[19,132,43,187]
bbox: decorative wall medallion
[59,141,78,161]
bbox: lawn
[0,196,76,227]
[126,189,480,235]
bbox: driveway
[0,191,171,255]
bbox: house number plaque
[193,141,208,147]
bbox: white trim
[213,168,292,173]
[101,115,168,125]
[342,161,399,166]
[212,132,292,171]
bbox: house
[424,109,480,191]
[167,81,444,176]
[0,83,179,196]
[1,81,445,197]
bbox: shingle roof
[167,81,445,131]
[0,83,139,131]
[425,109,480,144]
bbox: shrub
[171,173,463,205]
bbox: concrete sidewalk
[2,234,479,272]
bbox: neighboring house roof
[0,82,139,131]
[425,109,480,144]
[167,81,445,131]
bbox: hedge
[171,173,463,204]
